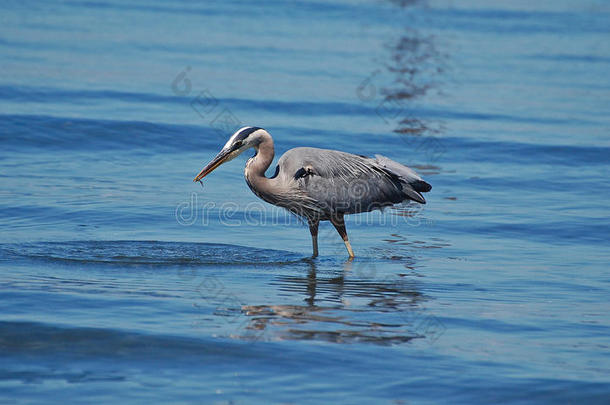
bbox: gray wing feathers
[278,148,431,217]
[373,154,431,204]
[374,154,422,183]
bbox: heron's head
[193,126,267,182]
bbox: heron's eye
[234,141,243,148]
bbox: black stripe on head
[235,126,262,142]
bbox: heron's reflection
[241,258,429,344]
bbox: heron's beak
[193,149,232,182]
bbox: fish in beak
[193,148,234,182]
[193,126,261,182]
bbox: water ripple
[0,240,305,267]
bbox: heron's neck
[245,133,275,199]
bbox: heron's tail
[373,154,431,204]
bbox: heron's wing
[279,148,430,216]
[373,154,431,203]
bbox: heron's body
[194,127,431,258]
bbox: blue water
[1,0,610,403]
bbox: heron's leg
[308,219,319,258]
[331,214,355,258]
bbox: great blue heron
[194,127,431,258]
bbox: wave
[64,0,369,21]
[0,83,597,127]
[0,240,307,267]
[428,7,610,34]
[0,113,209,153]
[0,320,253,361]
[2,112,608,169]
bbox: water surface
[1,0,609,403]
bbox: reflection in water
[382,33,441,103]
[241,259,433,345]
[379,1,446,145]
[386,0,422,7]
[382,233,450,249]
[409,164,442,175]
